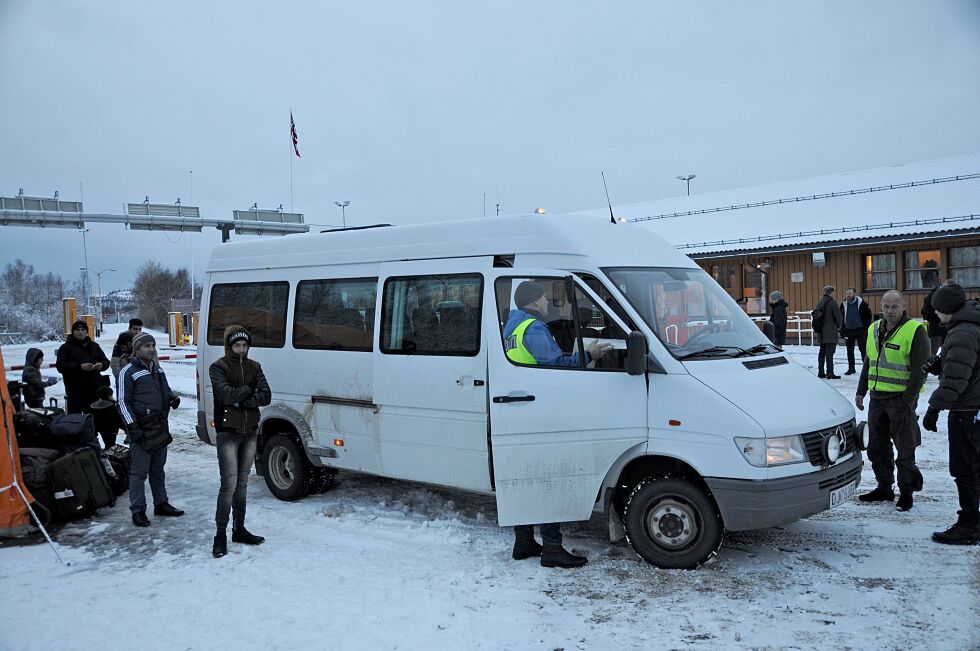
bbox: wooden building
[578,153,980,321]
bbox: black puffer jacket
[209,325,272,434]
[55,335,110,404]
[21,348,48,405]
[769,300,788,345]
[928,299,980,411]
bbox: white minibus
[195,215,862,568]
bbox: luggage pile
[12,397,128,526]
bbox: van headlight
[734,436,808,467]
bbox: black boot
[154,502,184,517]
[212,533,228,558]
[896,492,913,511]
[540,544,588,568]
[512,532,543,560]
[132,509,151,528]
[932,522,980,545]
[232,525,265,545]
[858,486,895,503]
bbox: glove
[901,393,918,411]
[45,378,58,386]
[169,396,181,410]
[922,406,940,432]
[127,424,144,443]
[921,353,942,376]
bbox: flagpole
[289,110,294,212]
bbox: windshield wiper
[732,344,775,357]
[676,346,746,360]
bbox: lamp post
[333,200,350,228]
[95,269,115,325]
[676,174,696,196]
[78,228,91,316]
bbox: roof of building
[573,153,980,257]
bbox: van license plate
[829,481,857,508]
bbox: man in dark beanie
[922,282,980,545]
[56,319,110,414]
[208,325,272,558]
[502,281,612,568]
[118,331,184,527]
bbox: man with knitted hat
[118,331,184,527]
[922,282,980,545]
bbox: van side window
[293,278,377,351]
[496,276,628,371]
[207,282,290,348]
[381,274,483,356]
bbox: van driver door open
[487,270,648,526]
[374,257,493,491]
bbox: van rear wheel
[623,476,722,569]
[263,434,311,501]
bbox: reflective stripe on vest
[504,318,539,365]
[865,319,926,393]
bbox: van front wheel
[623,476,722,569]
[263,435,311,501]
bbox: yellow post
[192,311,200,346]
[168,312,183,347]
[62,298,77,335]
[81,314,95,335]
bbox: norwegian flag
[290,111,301,158]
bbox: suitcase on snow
[48,447,115,520]
[19,447,62,522]
[103,445,132,496]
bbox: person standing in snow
[110,331,135,388]
[502,281,611,568]
[813,286,843,379]
[208,325,272,558]
[56,319,110,414]
[21,348,58,408]
[921,284,980,545]
[839,287,873,376]
[855,290,929,512]
[768,291,788,347]
[118,332,184,528]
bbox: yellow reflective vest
[504,318,539,364]
[865,318,926,393]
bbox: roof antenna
[601,171,616,224]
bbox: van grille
[818,463,862,491]
[742,357,789,370]
[802,419,856,467]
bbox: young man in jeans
[118,332,184,527]
[208,325,272,558]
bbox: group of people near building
[767,282,980,546]
[20,318,272,558]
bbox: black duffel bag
[49,413,101,451]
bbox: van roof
[207,213,698,273]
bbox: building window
[950,246,980,287]
[864,253,896,290]
[293,278,377,351]
[207,282,289,348]
[711,264,736,290]
[380,274,483,356]
[904,250,941,290]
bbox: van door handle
[492,395,535,403]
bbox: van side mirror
[626,330,647,376]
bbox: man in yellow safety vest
[501,281,612,568]
[855,290,931,511]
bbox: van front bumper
[704,452,862,532]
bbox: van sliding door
[374,257,493,491]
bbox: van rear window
[207,282,290,348]
[293,278,377,351]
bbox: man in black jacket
[839,288,873,375]
[922,283,980,545]
[768,291,788,347]
[814,286,843,379]
[55,320,110,414]
[922,280,956,354]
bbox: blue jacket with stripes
[117,356,174,427]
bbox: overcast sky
[1,1,979,294]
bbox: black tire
[262,434,311,501]
[623,475,723,569]
[310,467,337,494]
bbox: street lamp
[78,228,91,316]
[676,174,696,196]
[333,200,350,228]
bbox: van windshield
[603,267,776,359]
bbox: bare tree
[131,261,196,328]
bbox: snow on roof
[573,153,980,256]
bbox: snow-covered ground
[2,325,978,650]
